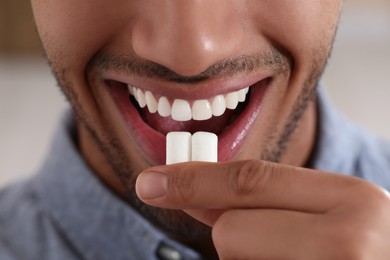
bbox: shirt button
[156,243,182,260]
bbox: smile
[105,74,271,165]
[129,85,250,121]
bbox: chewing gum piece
[166,132,192,165]
[166,131,218,165]
[191,132,218,162]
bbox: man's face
[31,1,341,235]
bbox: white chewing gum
[191,132,218,162]
[166,132,191,165]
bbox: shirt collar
[33,111,202,260]
[310,87,362,175]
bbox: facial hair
[48,38,333,239]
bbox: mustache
[88,47,291,84]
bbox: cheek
[31,0,132,72]
[30,0,137,139]
[250,1,341,65]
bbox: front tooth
[145,91,158,113]
[136,89,147,108]
[211,95,226,116]
[192,100,212,121]
[157,96,171,117]
[225,92,239,109]
[171,99,192,121]
[133,87,139,102]
[238,88,247,102]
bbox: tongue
[142,107,235,135]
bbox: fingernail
[136,172,168,199]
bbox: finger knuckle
[336,236,373,260]
[347,179,390,214]
[228,160,272,198]
[327,185,390,259]
[328,220,379,260]
[363,185,390,210]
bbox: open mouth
[105,76,271,165]
[129,84,250,135]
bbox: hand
[136,160,390,259]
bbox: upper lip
[102,70,274,100]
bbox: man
[1,1,390,259]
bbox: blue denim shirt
[1,89,390,259]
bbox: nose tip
[132,1,243,76]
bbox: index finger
[135,160,367,212]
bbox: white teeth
[192,100,212,121]
[211,95,226,116]
[171,99,192,121]
[136,88,147,108]
[157,96,171,117]
[128,85,134,96]
[225,92,239,110]
[238,88,248,102]
[129,86,250,121]
[145,91,158,113]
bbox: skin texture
[31,0,390,258]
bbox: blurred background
[0,0,389,187]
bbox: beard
[47,39,333,239]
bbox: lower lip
[107,79,269,165]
